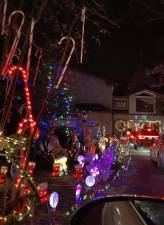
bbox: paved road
[117,147,164,197]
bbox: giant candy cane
[80,6,86,64]
[1,11,25,77]
[55,36,75,89]
[8,66,36,135]
[26,18,35,78]
[1,0,8,35]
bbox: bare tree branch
[84,0,119,27]
[87,8,119,27]
[145,16,164,24]
[135,0,164,16]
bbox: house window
[113,99,128,109]
[136,97,155,113]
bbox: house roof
[128,88,160,97]
[113,87,163,97]
[74,103,111,112]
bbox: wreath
[115,120,127,132]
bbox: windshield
[1,1,164,225]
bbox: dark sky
[79,19,164,85]
[1,0,164,86]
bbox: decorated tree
[46,64,73,118]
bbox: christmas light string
[66,142,131,217]
[47,64,73,137]
[0,143,35,223]
[0,136,51,224]
[8,65,36,135]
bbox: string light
[8,66,36,135]
[66,140,131,218]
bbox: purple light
[49,192,59,209]
[76,184,81,200]
[93,153,98,161]
[77,155,85,166]
[86,146,115,184]
[90,167,99,177]
[86,175,95,187]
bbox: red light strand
[8,66,36,135]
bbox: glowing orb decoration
[77,155,85,164]
[76,184,81,200]
[90,167,99,177]
[49,192,59,209]
[85,175,95,187]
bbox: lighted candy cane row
[1,11,25,77]
[8,66,36,135]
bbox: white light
[90,167,99,177]
[49,192,59,209]
[77,155,85,164]
[93,153,98,161]
[54,156,67,171]
[85,175,95,187]
[76,184,81,200]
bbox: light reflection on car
[70,195,164,225]
[150,134,164,169]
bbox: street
[120,147,164,197]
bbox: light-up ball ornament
[86,175,95,187]
[77,155,85,164]
[90,167,99,177]
[49,192,59,209]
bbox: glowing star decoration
[90,167,99,177]
[8,66,36,135]
[76,184,81,200]
[77,155,85,166]
[85,175,95,187]
[49,192,59,209]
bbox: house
[67,68,164,135]
[67,69,113,134]
[113,89,164,135]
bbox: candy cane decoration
[8,66,36,135]
[55,36,75,89]
[32,48,42,87]
[80,6,86,64]
[1,11,25,77]
[1,0,8,35]
[26,18,35,78]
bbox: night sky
[1,0,164,86]
[80,19,164,85]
